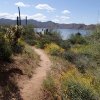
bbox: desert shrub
[74,53,98,73]
[47,31,62,45]
[43,74,57,99]
[59,40,71,50]
[62,51,87,73]
[92,25,100,41]
[5,25,25,54]
[61,68,99,100]
[65,50,98,73]
[66,82,98,100]
[70,44,88,53]
[35,31,63,49]
[70,41,100,73]
[35,37,50,49]
[69,38,100,72]
[6,25,23,46]
[45,43,64,56]
[85,43,100,61]
[0,25,7,33]
[69,33,87,45]
[0,35,12,61]
[11,40,24,54]
[62,51,76,62]
[22,25,35,45]
[43,75,56,94]
[93,78,100,97]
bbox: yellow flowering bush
[61,67,93,86]
[60,67,99,100]
[45,43,64,55]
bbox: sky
[0,0,100,24]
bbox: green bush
[43,74,57,99]
[0,25,7,33]
[62,51,76,62]
[47,31,62,45]
[22,37,36,46]
[43,75,56,93]
[60,40,71,50]
[69,33,87,45]
[0,35,12,61]
[35,30,63,49]
[64,82,99,100]
[35,38,50,49]
[74,53,96,73]
[11,40,24,54]
[22,25,35,45]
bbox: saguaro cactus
[18,7,21,25]
[26,16,27,26]
[17,16,19,26]
[12,7,22,46]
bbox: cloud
[52,19,60,23]
[52,15,70,23]
[62,10,70,14]
[35,4,56,12]
[15,2,30,7]
[60,16,70,20]
[0,12,47,22]
[29,13,47,21]
[0,13,18,20]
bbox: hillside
[0,18,95,29]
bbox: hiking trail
[20,47,51,100]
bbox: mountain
[0,18,96,29]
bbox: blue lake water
[34,28,92,39]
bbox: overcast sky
[0,0,100,24]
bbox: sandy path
[20,47,51,100]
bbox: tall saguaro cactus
[26,16,27,26]
[18,7,21,25]
[17,16,19,26]
[12,7,22,47]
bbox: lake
[34,28,92,39]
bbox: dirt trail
[20,47,51,100]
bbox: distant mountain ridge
[0,18,96,29]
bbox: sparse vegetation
[43,28,100,100]
[0,22,100,100]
